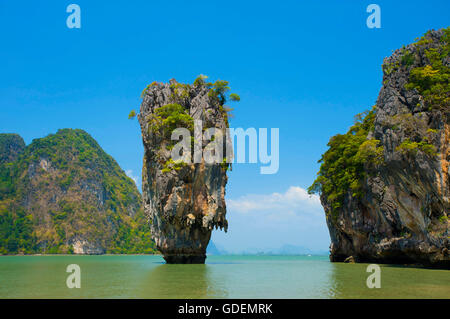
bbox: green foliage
[128,110,137,119]
[193,74,208,87]
[401,51,415,66]
[108,207,157,254]
[308,107,384,218]
[0,163,16,199]
[170,83,191,102]
[221,157,230,171]
[229,93,241,102]
[162,158,187,173]
[141,82,159,99]
[208,80,230,104]
[0,208,35,254]
[405,27,450,110]
[0,129,158,255]
[0,134,25,165]
[150,103,194,139]
[141,84,151,98]
[396,138,437,157]
[356,139,385,165]
[382,60,400,76]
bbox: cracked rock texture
[138,79,229,264]
[324,29,449,268]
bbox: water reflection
[138,263,228,298]
[1,256,448,298]
[326,261,450,298]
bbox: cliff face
[311,29,449,268]
[0,129,157,255]
[138,78,233,263]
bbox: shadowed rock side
[138,78,232,263]
[311,29,450,268]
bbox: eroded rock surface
[138,78,232,263]
[315,29,449,268]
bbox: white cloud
[125,169,140,188]
[227,186,322,215]
[213,186,329,253]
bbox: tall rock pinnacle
[138,77,235,263]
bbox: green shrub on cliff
[405,27,450,110]
[193,74,208,87]
[162,158,187,173]
[401,50,415,66]
[396,138,437,157]
[229,93,241,102]
[150,103,194,138]
[308,107,384,218]
[128,110,137,119]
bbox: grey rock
[138,79,230,264]
[324,29,450,268]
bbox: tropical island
[309,28,449,268]
[0,28,448,270]
[136,76,238,263]
[0,129,157,255]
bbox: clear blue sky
[1,1,448,253]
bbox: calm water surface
[0,255,448,298]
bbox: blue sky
[0,1,449,253]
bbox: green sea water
[0,255,448,298]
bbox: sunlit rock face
[322,29,449,268]
[138,79,230,264]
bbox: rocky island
[137,76,237,263]
[309,28,449,268]
[0,129,156,254]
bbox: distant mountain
[0,129,157,255]
[238,244,327,256]
[206,241,227,255]
[276,244,312,255]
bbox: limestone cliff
[310,28,449,268]
[0,129,157,255]
[138,77,235,263]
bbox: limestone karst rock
[0,129,156,255]
[310,29,449,268]
[138,78,233,264]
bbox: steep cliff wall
[310,29,449,268]
[138,77,235,263]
